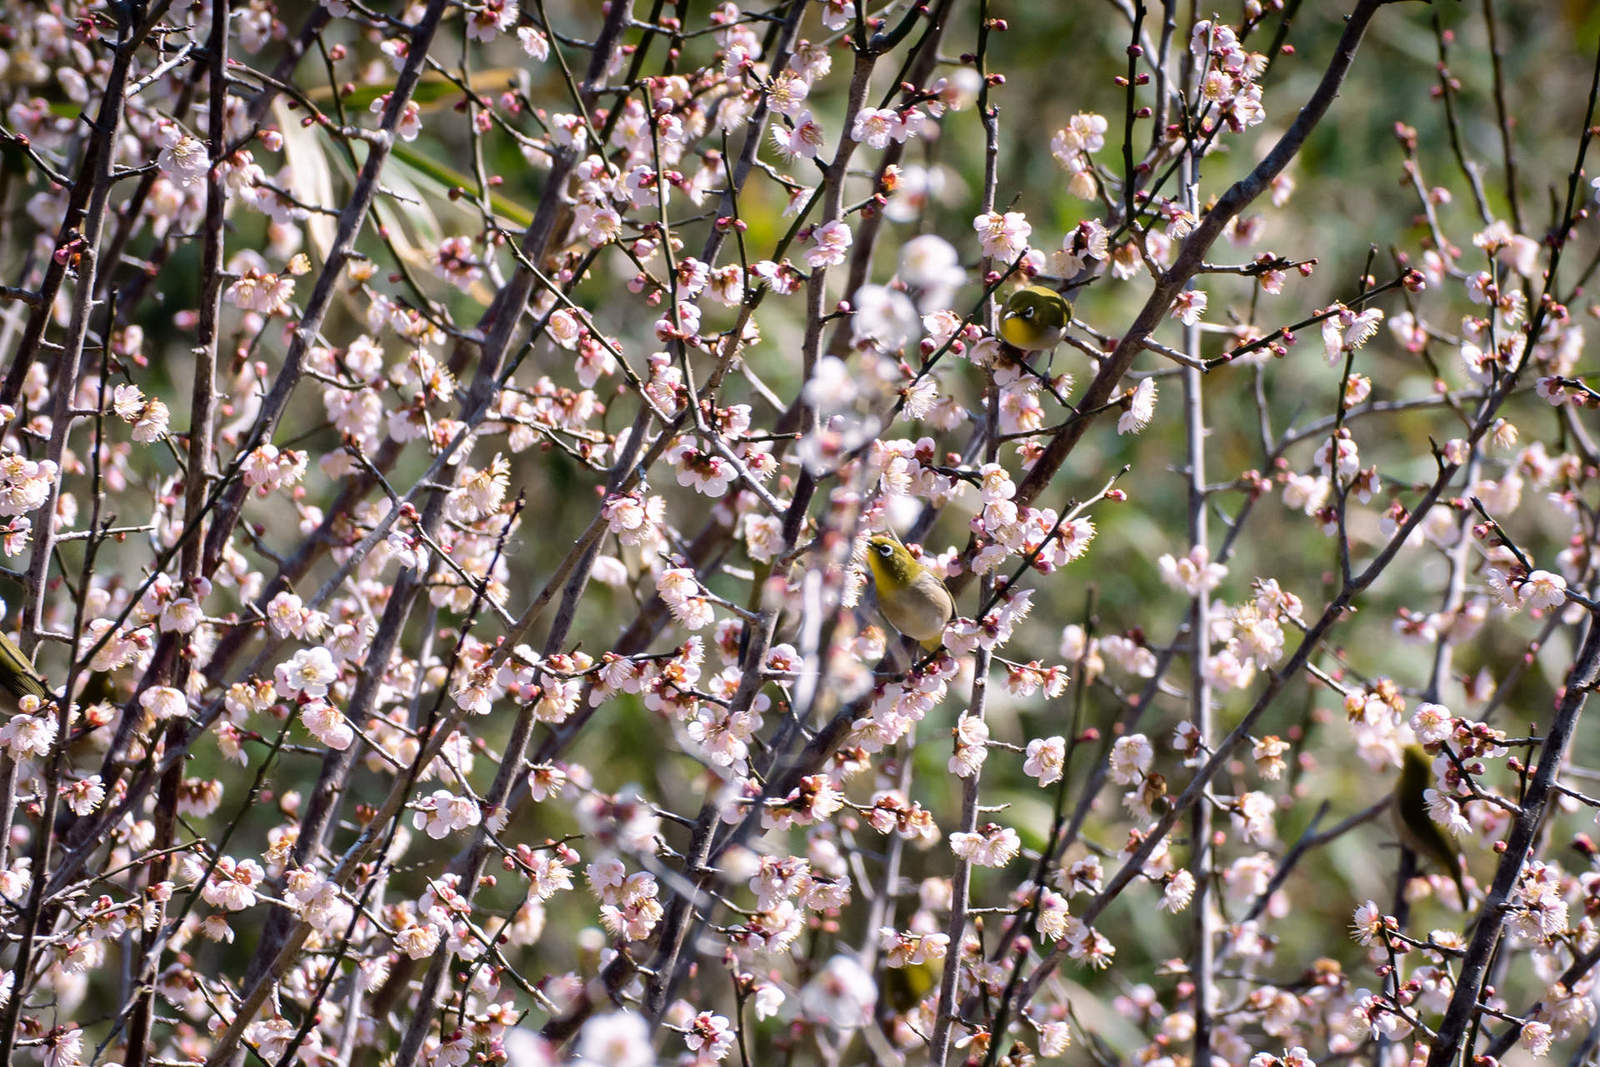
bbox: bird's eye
[1022,306,1035,319]
[874,543,893,556]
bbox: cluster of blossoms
[0,0,1597,1065]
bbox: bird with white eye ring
[999,284,1072,351]
[863,534,956,652]
[0,627,49,717]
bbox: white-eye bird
[1394,744,1469,907]
[864,534,956,651]
[999,284,1072,351]
[0,629,48,716]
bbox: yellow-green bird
[1394,744,1469,907]
[999,284,1071,351]
[0,629,48,716]
[864,534,956,651]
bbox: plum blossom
[973,210,1031,260]
[276,646,338,699]
[683,1011,734,1061]
[302,699,354,750]
[1109,734,1153,784]
[1158,546,1227,596]
[799,955,876,1030]
[851,106,898,148]
[948,714,990,778]
[1321,303,1384,363]
[850,284,918,351]
[201,856,265,911]
[950,823,1021,867]
[140,685,188,721]
[0,454,58,516]
[575,1011,653,1067]
[0,7,1592,1063]
[413,790,482,839]
[1024,735,1067,787]
[1520,570,1567,610]
[63,775,104,816]
[898,234,966,307]
[1118,378,1158,434]
[157,124,208,187]
[806,219,852,268]
[771,110,825,159]
[1161,869,1197,912]
[1350,900,1385,945]
[1171,288,1208,325]
[657,567,716,630]
[517,25,550,59]
[1051,112,1109,198]
[1411,702,1454,744]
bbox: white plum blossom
[275,646,339,699]
[683,1011,734,1061]
[1109,734,1153,784]
[201,857,265,911]
[1119,378,1158,434]
[413,790,482,839]
[657,567,716,630]
[851,284,919,351]
[973,210,1031,260]
[1521,570,1567,610]
[1321,304,1384,363]
[140,685,188,721]
[157,123,208,186]
[0,7,1592,1062]
[898,234,966,306]
[63,775,105,816]
[0,454,57,516]
[302,699,354,750]
[799,954,876,1030]
[851,106,898,148]
[950,823,1021,867]
[806,219,853,268]
[1158,546,1228,596]
[1024,735,1067,787]
[1410,702,1454,744]
[1161,869,1197,912]
[575,1011,654,1067]
[772,110,825,159]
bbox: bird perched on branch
[0,628,48,717]
[1394,744,1469,907]
[999,284,1072,351]
[864,534,955,652]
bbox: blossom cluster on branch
[0,0,1597,1065]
